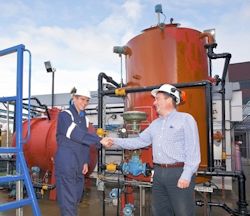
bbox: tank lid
[142,23,180,33]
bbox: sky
[0,0,250,98]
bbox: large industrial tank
[125,24,209,183]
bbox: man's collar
[159,109,176,119]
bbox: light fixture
[44,61,56,107]
[44,61,56,73]
[203,28,216,42]
[113,46,129,55]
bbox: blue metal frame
[0,44,41,215]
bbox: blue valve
[123,203,135,216]
[109,188,121,199]
[122,155,147,176]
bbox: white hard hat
[70,87,91,98]
[151,84,181,104]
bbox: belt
[153,162,184,168]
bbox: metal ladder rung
[0,147,19,153]
[0,175,24,184]
[0,198,32,212]
[0,96,17,103]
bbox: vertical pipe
[0,126,1,147]
[237,171,248,214]
[139,185,146,216]
[6,102,10,175]
[97,73,104,171]
[13,104,16,133]
[97,72,105,216]
[117,177,120,216]
[6,102,10,147]
[52,71,55,108]
[221,82,226,169]
[157,13,160,25]
[235,141,242,171]
[206,82,214,170]
[120,55,123,87]
[220,55,231,168]
[97,72,120,216]
[15,45,24,216]
[209,58,212,77]
[205,43,231,170]
[15,45,41,216]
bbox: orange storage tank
[125,24,209,183]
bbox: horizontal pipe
[0,147,20,153]
[87,111,123,116]
[0,44,25,57]
[100,176,152,188]
[196,200,241,215]
[32,182,56,190]
[23,97,51,120]
[0,96,17,103]
[0,175,24,183]
[102,80,210,96]
[86,105,124,111]
[0,198,31,212]
[198,170,242,177]
[104,152,123,156]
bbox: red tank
[125,24,209,183]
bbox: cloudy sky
[0,0,249,97]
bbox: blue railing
[0,44,41,215]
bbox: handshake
[100,137,114,148]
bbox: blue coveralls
[55,104,101,216]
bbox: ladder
[0,44,41,215]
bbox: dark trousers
[56,175,84,216]
[152,166,196,216]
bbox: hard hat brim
[151,89,160,97]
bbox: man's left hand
[82,163,88,175]
[177,178,190,189]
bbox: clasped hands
[100,137,113,148]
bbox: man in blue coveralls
[55,86,111,216]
